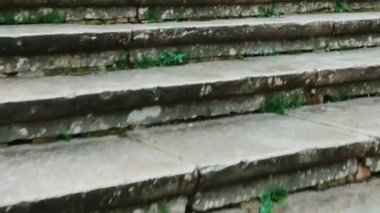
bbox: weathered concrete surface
[290,97,380,138]
[1,13,379,75]
[193,159,358,211]
[0,0,139,8]
[0,93,266,143]
[277,178,380,213]
[106,196,188,213]
[0,50,126,77]
[0,7,137,25]
[0,24,132,55]
[139,1,374,21]
[4,34,380,77]
[0,136,197,212]
[131,113,375,191]
[2,79,380,143]
[131,13,380,46]
[130,34,380,63]
[1,48,380,127]
[212,178,380,213]
[365,157,380,173]
[1,13,379,55]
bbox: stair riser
[2,78,380,143]
[139,1,375,22]
[0,1,376,24]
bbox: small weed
[324,90,350,103]
[158,203,170,213]
[135,50,188,69]
[159,50,187,66]
[257,0,280,18]
[234,54,245,60]
[106,52,129,71]
[146,9,162,23]
[259,187,289,213]
[338,44,355,51]
[61,127,72,141]
[335,0,348,13]
[261,93,305,115]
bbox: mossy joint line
[258,0,281,18]
[0,10,66,25]
[260,93,305,115]
[135,50,188,69]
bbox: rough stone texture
[130,34,380,62]
[1,100,380,211]
[0,24,132,55]
[290,97,380,138]
[0,136,196,212]
[0,93,266,142]
[1,13,379,75]
[1,47,380,129]
[0,51,125,77]
[2,78,379,143]
[365,157,380,172]
[139,1,374,21]
[277,178,380,213]
[132,113,375,191]
[106,197,188,213]
[3,34,380,77]
[0,7,137,24]
[131,13,380,46]
[192,159,358,211]
[0,0,139,8]
[214,178,380,213]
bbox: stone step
[1,12,380,77]
[1,48,380,143]
[1,97,379,212]
[0,0,377,24]
[211,178,380,213]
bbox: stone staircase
[1,0,380,212]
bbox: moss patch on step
[0,10,66,24]
[260,93,305,115]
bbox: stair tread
[1,12,379,37]
[1,97,379,211]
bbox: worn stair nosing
[0,12,379,55]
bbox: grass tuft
[260,93,305,115]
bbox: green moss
[0,10,66,25]
[106,52,129,71]
[135,50,188,69]
[146,9,162,23]
[335,0,348,13]
[158,203,170,213]
[259,187,289,213]
[257,0,280,18]
[61,126,72,141]
[260,93,305,115]
[324,90,350,103]
[1,12,17,24]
